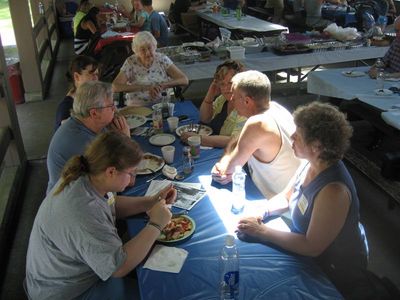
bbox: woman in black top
[74,6,100,55]
[55,55,99,131]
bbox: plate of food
[119,106,153,117]
[341,70,365,77]
[374,88,393,96]
[175,124,213,137]
[149,133,176,146]
[126,114,147,129]
[157,215,195,243]
[137,153,165,175]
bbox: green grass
[0,0,11,30]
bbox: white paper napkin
[143,245,188,273]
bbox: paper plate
[341,71,365,77]
[374,89,393,96]
[126,114,147,129]
[119,106,153,117]
[176,124,213,137]
[149,133,176,146]
[157,215,195,244]
[137,153,165,175]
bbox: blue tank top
[290,161,368,270]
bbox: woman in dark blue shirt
[237,102,368,298]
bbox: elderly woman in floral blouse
[112,31,188,106]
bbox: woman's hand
[110,114,130,137]
[207,80,221,98]
[237,217,267,239]
[149,84,162,99]
[156,184,177,205]
[180,132,197,144]
[147,199,172,229]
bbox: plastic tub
[227,46,245,60]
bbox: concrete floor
[1,39,400,299]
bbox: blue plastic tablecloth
[124,101,342,300]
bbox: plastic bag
[324,23,360,41]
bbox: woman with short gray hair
[112,31,188,106]
[237,102,368,298]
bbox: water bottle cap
[225,234,235,246]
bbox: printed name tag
[106,192,115,206]
[297,194,308,215]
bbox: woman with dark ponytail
[26,132,176,300]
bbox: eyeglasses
[119,170,137,179]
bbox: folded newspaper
[145,180,206,210]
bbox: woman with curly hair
[237,102,368,298]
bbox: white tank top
[247,102,301,199]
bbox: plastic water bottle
[375,58,385,90]
[182,146,194,174]
[219,235,239,300]
[378,15,388,32]
[235,5,242,21]
[161,91,170,119]
[38,1,44,15]
[152,107,163,134]
[231,166,246,214]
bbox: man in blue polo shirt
[46,81,130,194]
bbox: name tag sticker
[297,194,308,215]
[106,192,115,206]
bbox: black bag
[381,151,400,181]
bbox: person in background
[369,16,400,78]
[222,0,246,10]
[264,0,284,24]
[211,70,300,199]
[130,0,150,31]
[141,0,169,47]
[237,102,368,299]
[47,81,130,194]
[180,60,247,148]
[55,55,99,130]
[74,6,101,55]
[112,31,188,107]
[27,132,177,300]
[170,0,206,32]
[73,0,93,35]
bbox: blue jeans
[79,277,140,300]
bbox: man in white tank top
[211,70,301,199]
